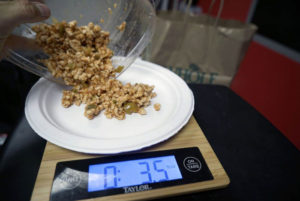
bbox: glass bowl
[6,0,156,84]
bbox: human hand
[0,0,50,58]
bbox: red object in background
[231,42,300,150]
[198,0,253,22]
[198,0,300,150]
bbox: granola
[33,20,159,120]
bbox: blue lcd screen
[88,155,182,192]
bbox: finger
[0,1,50,29]
[4,35,41,51]
[15,1,51,23]
[0,34,42,60]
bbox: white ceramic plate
[25,59,194,154]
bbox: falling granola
[117,21,126,31]
[33,20,158,120]
[108,7,112,14]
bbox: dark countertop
[0,84,299,201]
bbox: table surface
[0,84,299,201]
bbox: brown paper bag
[145,3,257,86]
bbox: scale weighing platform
[31,117,230,201]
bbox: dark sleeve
[0,60,39,134]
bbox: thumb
[9,1,51,24]
[0,1,50,33]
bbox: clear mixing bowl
[6,0,156,84]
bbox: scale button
[183,157,202,172]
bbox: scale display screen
[50,147,213,201]
[88,155,182,192]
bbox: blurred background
[0,0,299,151]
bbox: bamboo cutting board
[31,116,230,201]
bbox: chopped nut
[117,21,126,31]
[108,8,112,14]
[68,20,77,28]
[88,22,94,29]
[138,108,147,115]
[154,103,161,111]
[93,25,101,32]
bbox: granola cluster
[33,20,160,120]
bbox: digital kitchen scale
[31,117,230,201]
